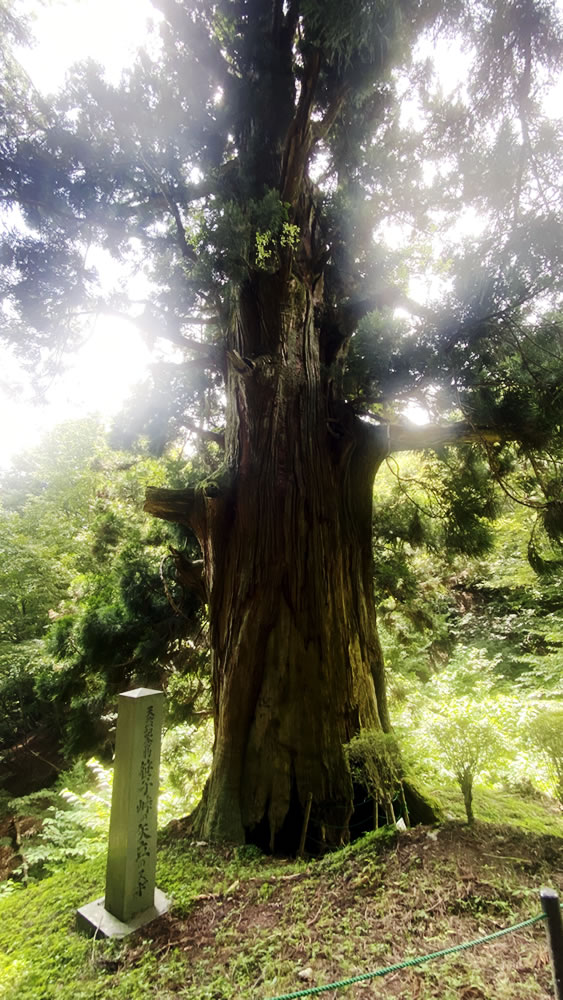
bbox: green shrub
[429,709,507,824]
[344,730,407,824]
[3,721,214,888]
[528,707,563,805]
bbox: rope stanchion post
[540,887,563,1000]
[298,792,313,858]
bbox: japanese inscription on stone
[104,688,164,923]
[135,704,155,899]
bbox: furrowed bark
[143,26,442,850]
[146,270,394,851]
[196,273,391,851]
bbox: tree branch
[178,333,217,351]
[144,486,198,525]
[183,418,225,447]
[109,177,214,219]
[169,548,207,604]
[78,307,224,366]
[387,420,509,452]
[312,87,350,143]
[441,288,541,353]
[281,48,321,204]
[140,155,196,263]
[341,289,436,328]
[145,463,232,540]
[284,0,300,37]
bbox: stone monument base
[76,887,170,938]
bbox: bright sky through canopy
[16,0,157,92]
[2,0,563,464]
[0,0,157,466]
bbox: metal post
[541,887,563,1000]
[298,792,313,858]
[399,782,411,828]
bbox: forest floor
[0,784,562,1000]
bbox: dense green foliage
[528,707,563,803]
[1,414,562,813]
[0,419,209,752]
[373,450,563,697]
[3,722,213,885]
[0,425,561,992]
[344,730,406,822]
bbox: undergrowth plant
[528,707,563,805]
[2,720,214,890]
[394,651,559,820]
[429,707,507,824]
[344,730,409,826]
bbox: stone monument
[76,688,170,937]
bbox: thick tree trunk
[186,273,390,851]
[139,14,480,852]
[146,268,397,851]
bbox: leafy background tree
[0,418,210,756]
[528,707,563,804]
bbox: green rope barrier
[266,911,546,1000]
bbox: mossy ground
[426,781,563,837]
[0,784,561,1000]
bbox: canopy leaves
[1,0,563,551]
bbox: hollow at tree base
[184,776,444,856]
[76,888,170,939]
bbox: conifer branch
[387,421,508,452]
[139,155,196,263]
[152,0,233,89]
[341,290,436,327]
[82,308,224,366]
[112,179,214,216]
[441,290,540,353]
[177,336,223,360]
